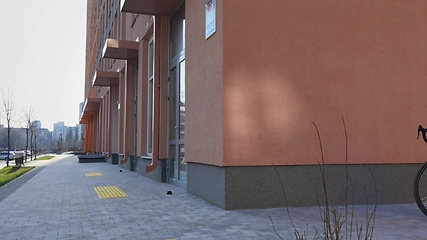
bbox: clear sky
[0,0,87,131]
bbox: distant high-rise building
[37,128,52,151]
[53,122,66,141]
[76,124,84,141]
[79,102,84,120]
[33,120,41,129]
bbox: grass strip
[36,156,55,160]
[0,166,35,187]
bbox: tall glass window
[147,37,154,154]
[179,60,185,139]
[168,2,186,187]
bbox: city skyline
[0,118,80,132]
[0,114,81,131]
[0,119,83,152]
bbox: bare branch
[0,87,14,167]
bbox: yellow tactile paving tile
[86,172,103,177]
[94,186,128,198]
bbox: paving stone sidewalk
[0,155,425,240]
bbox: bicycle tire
[414,161,427,216]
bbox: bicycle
[414,125,427,215]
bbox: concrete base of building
[107,154,119,165]
[136,158,167,182]
[187,162,421,210]
[118,155,135,171]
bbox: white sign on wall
[205,0,216,39]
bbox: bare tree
[1,88,14,167]
[23,107,34,162]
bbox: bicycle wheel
[414,161,427,216]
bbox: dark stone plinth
[111,154,118,165]
[72,151,86,155]
[77,154,106,163]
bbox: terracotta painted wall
[95,12,152,155]
[136,41,148,156]
[110,87,119,154]
[221,0,427,166]
[186,0,225,166]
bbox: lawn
[36,156,55,160]
[0,166,35,187]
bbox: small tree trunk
[25,128,29,162]
[30,131,33,161]
[6,124,10,167]
[34,135,37,160]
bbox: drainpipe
[120,116,129,165]
[120,97,129,166]
[120,151,129,165]
[105,104,112,160]
[146,17,163,173]
[146,155,158,173]
[146,75,160,173]
[146,138,159,172]
[105,129,112,159]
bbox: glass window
[147,37,154,154]
[170,67,177,140]
[169,145,175,178]
[179,60,185,139]
[179,145,186,182]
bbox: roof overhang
[79,112,93,124]
[79,98,101,124]
[120,0,182,16]
[92,71,120,87]
[102,39,139,60]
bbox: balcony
[92,71,120,87]
[102,39,139,60]
[120,0,182,16]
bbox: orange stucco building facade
[81,0,427,209]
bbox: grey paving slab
[0,155,425,239]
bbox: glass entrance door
[169,54,186,187]
[169,2,185,187]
